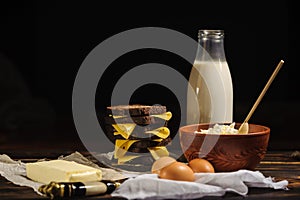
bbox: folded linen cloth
[111,170,289,200]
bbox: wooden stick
[243,60,284,123]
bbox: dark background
[0,1,298,150]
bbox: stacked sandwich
[104,104,173,168]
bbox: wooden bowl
[179,123,270,172]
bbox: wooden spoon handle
[243,60,284,123]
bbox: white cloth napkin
[111,170,289,200]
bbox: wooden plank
[0,150,299,199]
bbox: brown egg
[158,161,195,182]
[151,156,177,174]
[188,158,215,173]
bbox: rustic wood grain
[0,149,299,199]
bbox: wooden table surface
[0,140,299,200]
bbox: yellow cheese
[151,111,172,120]
[26,160,102,184]
[118,155,140,164]
[145,127,170,139]
[109,114,125,119]
[152,138,163,143]
[114,139,138,159]
[148,146,169,160]
[112,123,136,139]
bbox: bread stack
[104,104,173,167]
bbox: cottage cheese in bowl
[195,122,238,134]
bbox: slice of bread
[107,104,167,116]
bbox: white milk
[187,61,233,124]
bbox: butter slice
[26,160,102,184]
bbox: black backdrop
[0,1,298,150]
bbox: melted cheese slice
[109,114,125,119]
[151,111,172,120]
[145,127,170,139]
[112,123,136,139]
[118,155,140,164]
[26,160,102,184]
[152,138,163,143]
[114,139,138,159]
[148,146,169,160]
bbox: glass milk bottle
[187,30,233,124]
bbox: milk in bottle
[187,30,233,124]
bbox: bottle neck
[197,30,226,61]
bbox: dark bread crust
[107,104,167,116]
